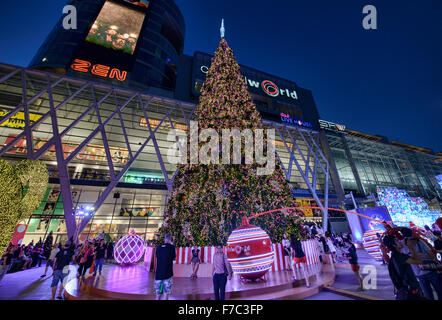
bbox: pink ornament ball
[114,234,146,265]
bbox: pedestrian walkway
[0,249,397,300]
[308,249,395,300]
[0,266,54,300]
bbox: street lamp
[73,204,95,243]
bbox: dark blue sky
[0,0,441,151]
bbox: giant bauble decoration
[114,230,146,265]
[362,229,383,261]
[226,217,274,279]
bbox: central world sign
[318,119,346,132]
[200,66,298,100]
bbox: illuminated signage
[86,0,146,55]
[123,0,150,8]
[5,135,129,165]
[280,112,312,128]
[0,108,42,129]
[318,119,346,132]
[140,117,188,131]
[71,59,127,81]
[200,66,298,100]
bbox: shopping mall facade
[0,0,440,244]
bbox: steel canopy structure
[0,63,331,241]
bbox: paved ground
[0,266,54,300]
[307,249,396,300]
[0,249,396,300]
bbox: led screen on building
[123,0,149,8]
[356,206,392,232]
[86,0,146,55]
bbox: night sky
[0,0,441,152]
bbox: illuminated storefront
[324,123,442,201]
[0,61,335,243]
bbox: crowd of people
[153,224,362,300]
[382,224,442,300]
[0,231,115,299]
[2,221,441,301]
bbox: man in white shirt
[41,243,60,278]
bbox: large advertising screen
[356,206,392,232]
[86,0,146,55]
[123,0,150,8]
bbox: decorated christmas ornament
[114,229,145,265]
[362,229,383,260]
[226,217,274,280]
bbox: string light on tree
[156,21,304,247]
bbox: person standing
[319,235,330,254]
[51,241,74,300]
[343,239,364,291]
[0,246,14,284]
[105,241,114,263]
[77,242,93,279]
[93,239,106,276]
[190,245,201,280]
[290,234,310,287]
[43,231,54,260]
[408,237,442,300]
[382,234,424,300]
[31,243,44,268]
[154,234,176,300]
[282,233,292,271]
[41,243,60,278]
[212,245,233,300]
[325,232,337,263]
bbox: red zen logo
[70,59,127,82]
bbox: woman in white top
[325,233,337,263]
[282,233,292,271]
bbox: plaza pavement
[0,249,396,300]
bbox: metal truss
[0,63,331,239]
[263,120,330,229]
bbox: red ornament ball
[226,217,274,279]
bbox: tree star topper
[220,18,225,38]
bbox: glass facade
[21,185,168,245]
[326,131,442,200]
[0,63,333,243]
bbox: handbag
[88,260,95,274]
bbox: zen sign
[70,59,128,81]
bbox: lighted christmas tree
[157,30,305,246]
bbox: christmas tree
[156,35,305,246]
